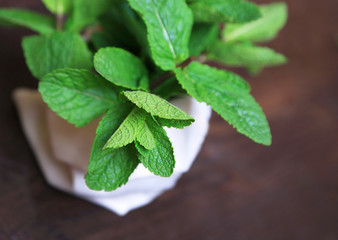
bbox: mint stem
[56,14,64,31]
[151,55,207,90]
[82,24,102,42]
[176,56,196,69]
[150,71,174,90]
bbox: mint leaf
[175,62,271,145]
[208,41,287,74]
[94,47,149,90]
[136,118,156,150]
[22,32,92,79]
[104,108,146,149]
[42,0,72,14]
[135,116,175,177]
[0,8,55,34]
[39,68,120,127]
[128,0,193,70]
[114,2,149,53]
[223,2,287,42]
[122,91,194,128]
[86,145,139,191]
[65,0,114,32]
[189,0,261,23]
[90,4,147,52]
[86,104,139,191]
[155,118,191,129]
[189,23,219,57]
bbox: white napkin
[13,88,212,216]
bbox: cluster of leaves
[0,0,287,191]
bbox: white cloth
[13,88,212,216]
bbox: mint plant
[1,0,287,191]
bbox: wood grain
[0,0,337,239]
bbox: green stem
[151,55,207,90]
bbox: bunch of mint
[0,0,287,191]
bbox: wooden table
[0,0,337,239]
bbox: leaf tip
[256,131,272,146]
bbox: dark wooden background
[0,0,337,239]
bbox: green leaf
[189,0,261,24]
[39,68,120,127]
[175,62,271,145]
[90,4,147,51]
[86,104,139,191]
[22,32,92,79]
[128,0,193,70]
[122,90,194,128]
[135,116,175,177]
[65,0,114,32]
[104,108,146,149]
[115,2,149,53]
[189,23,219,57]
[86,145,139,191]
[223,2,288,42]
[136,118,156,150]
[42,0,73,14]
[94,47,149,90]
[154,118,190,129]
[0,8,55,34]
[208,41,287,74]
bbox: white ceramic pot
[13,88,212,216]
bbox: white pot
[13,88,212,216]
